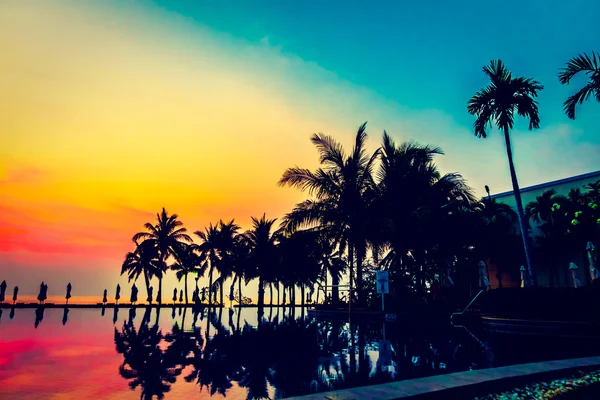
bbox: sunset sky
[1,0,599,301]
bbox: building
[486,170,600,288]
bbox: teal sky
[154,0,600,134]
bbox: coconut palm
[375,134,477,297]
[279,122,380,306]
[132,208,192,305]
[467,60,543,281]
[121,240,164,302]
[558,51,600,119]
[171,244,205,305]
[214,219,241,306]
[195,223,221,306]
[244,214,279,309]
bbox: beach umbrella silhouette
[9,307,15,319]
[172,288,177,304]
[192,287,199,304]
[130,283,138,304]
[101,306,106,317]
[0,280,6,303]
[569,262,582,288]
[147,286,154,304]
[115,284,121,304]
[586,242,599,282]
[102,289,108,305]
[66,283,72,304]
[34,307,45,328]
[478,261,491,290]
[37,282,48,304]
[179,289,183,304]
[62,308,69,325]
[12,286,18,304]
[112,306,119,324]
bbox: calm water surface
[1,306,599,399]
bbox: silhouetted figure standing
[62,308,69,325]
[65,283,72,304]
[172,288,177,304]
[147,286,153,305]
[179,289,183,304]
[37,282,48,305]
[115,284,121,305]
[12,286,18,305]
[130,283,138,305]
[102,289,108,305]
[0,280,6,303]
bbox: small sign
[376,271,389,294]
[385,313,396,322]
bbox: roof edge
[491,170,600,199]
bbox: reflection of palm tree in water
[114,314,183,399]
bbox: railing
[450,289,485,321]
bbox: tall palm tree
[171,244,205,305]
[214,219,241,306]
[558,51,600,119]
[133,208,192,305]
[196,223,221,306]
[244,214,279,309]
[279,122,380,306]
[121,240,163,302]
[468,60,543,281]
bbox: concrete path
[287,356,600,400]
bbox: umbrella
[172,288,178,304]
[12,286,18,304]
[0,280,6,303]
[66,283,72,304]
[102,289,108,304]
[179,289,183,303]
[569,262,582,288]
[478,261,490,289]
[586,242,600,282]
[147,286,153,304]
[520,266,527,288]
[115,284,121,304]
[130,284,138,304]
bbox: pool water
[1,307,599,399]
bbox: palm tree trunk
[276,284,280,305]
[282,285,287,305]
[238,273,242,305]
[219,277,224,306]
[356,245,364,307]
[301,285,305,308]
[158,276,163,305]
[184,273,189,304]
[257,277,264,307]
[503,126,535,282]
[348,241,354,306]
[269,283,273,306]
[144,272,151,302]
[208,264,214,307]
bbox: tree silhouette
[171,243,205,305]
[468,60,543,282]
[558,51,600,119]
[133,208,192,305]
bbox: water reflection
[2,307,600,399]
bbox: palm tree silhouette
[133,208,192,305]
[196,223,222,307]
[115,319,182,399]
[279,122,379,307]
[244,214,279,309]
[558,51,600,119]
[121,240,164,303]
[214,219,241,306]
[171,243,204,305]
[468,60,543,282]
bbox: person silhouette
[66,283,72,304]
[0,280,7,303]
[102,289,108,305]
[147,286,153,305]
[130,283,138,305]
[12,286,18,305]
[115,284,121,305]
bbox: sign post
[376,271,389,312]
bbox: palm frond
[559,52,599,84]
[563,84,596,120]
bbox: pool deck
[287,356,600,400]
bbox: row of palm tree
[121,52,599,309]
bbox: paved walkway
[288,356,600,400]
